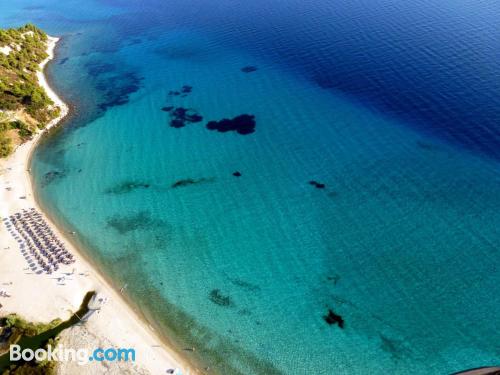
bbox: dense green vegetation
[1,315,62,339]
[0,135,12,157]
[0,24,58,158]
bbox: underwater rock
[170,119,185,128]
[206,114,256,135]
[323,309,344,328]
[171,177,214,188]
[326,274,340,285]
[309,180,326,189]
[209,289,233,307]
[167,107,203,128]
[106,211,159,234]
[168,84,193,97]
[187,113,203,123]
[41,170,66,188]
[232,171,242,177]
[104,181,151,195]
[172,107,187,117]
[96,71,144,112]
[241,66,258,73]
[171,178,196,188]
[173,107,203,122]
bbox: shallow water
[2,0,500,373]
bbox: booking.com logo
[10,344,136,366]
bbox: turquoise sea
[2,0,500,373]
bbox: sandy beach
[0,36,196,374]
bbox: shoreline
[0,36,198,374]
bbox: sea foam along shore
[0,36,197,374]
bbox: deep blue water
[2,0,500,373]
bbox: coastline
[0,36,198,374]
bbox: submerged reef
[171,177,215,188]
[206,114,256,135]
[209,289,233,307]
[86,60,144,113]
[326,274,341,285]
[106,211,161,234]
[163,106,203,128]
[168,84,193,97]
[309,180,326,189]
[323,309,344,328]
[96,71,144,112]
[41,170,66,188]
[241,66,258,73]
[171,107,203,127]
[104,181,151,194]
[161,104,256,135]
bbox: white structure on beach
[0,45,12,55]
